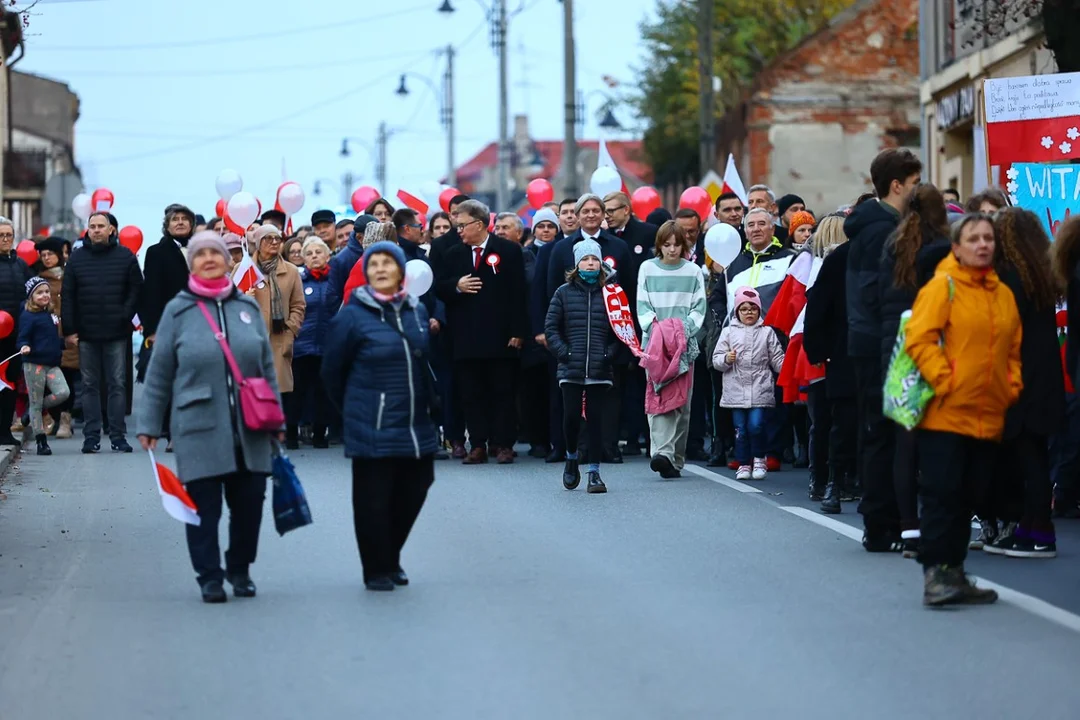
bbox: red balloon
[438,187,460,213]
[118,225,143,253]
[526,178,554,210]
[215,198,227,218]
[91,188,115,212]
[16,239,37,267]
[223,209,246,236]
[679,186,712,223]
[631,186,662,221]
[0,311,12,339]
[351,186,380,214]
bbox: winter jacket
[906,253,1022,441]
[39,268,79,369]
[293,268,335,358]
[1065,261,1080,387]
[250,260,306,393]
[712,317,785,409]
[140,236,190,336]
[321,288,440,460]
[714,239,795,324]
[877,233,951,374]
[60,238,143,342]
[0,252,31,328]
[998,264,1064,439]
[544,274,619,384]
[641,318,696,414]
[802,244,855,399]
[845,200,901,358]
[326,231,363,309]
[16,308,64,367]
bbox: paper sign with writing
[1008,162,1078,238]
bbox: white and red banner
[232,252,264,293]
[602,283,643,358]
[149,450,200,526]
[722,153,747,205]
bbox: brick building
[714,0,920,213]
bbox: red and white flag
[396,189,429,214]
[149,450,200,526]
[597,139,630,195]
[232,251,264,293]
[763,252,824,403]
[722,153,748,205]
[0,351,20,392]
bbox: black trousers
[997,431,1055,537]
[547,356,565,453]
[894,427,920,532]
[917,429,994,567]
[687,354,710,452]
[854,357,899,534]
[602,364,627,453]
[807,382,830,480]
[433,339,464,444]
[184,470,267,585]
[561,383,607,465]
[456,358,516,449]
[829,396,857,479]
[518,362,549,449]
[351,456,434,582]
[623,365,648,447]
[288,355,331,434]
[0,334,19,441]
[709,368,734,452]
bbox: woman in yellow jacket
[905,213,1022,608]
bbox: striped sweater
[636,258,708,349]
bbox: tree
[632,0,856,187]
[958,0,1080,73]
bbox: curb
[0,429,28,488]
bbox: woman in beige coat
[249,225,306,439]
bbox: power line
[32,4,428,51]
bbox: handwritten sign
[986,73,1080,123]
[1009,162,1079,238]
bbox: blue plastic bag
[271,445,312,536]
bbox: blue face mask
[579,269,600,284]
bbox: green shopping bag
[883,311,935,430]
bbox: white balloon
[277,182,305,216]
[418,180,442,212]
[71,192,92,222]
[704,222,742,268]
[404,259,433,298]
[216,169,243,202]
[590,166,621,196]
[227,191,260,228]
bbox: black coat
[435,234,528,361]
[999,265,1065,438]
[140,236,189,336]
[61,239,143,342]
[845,200,900,358]
[544,275,618,384]
[610,217,658,275]
[803,243,855,399]
[877,234,951,373]
[0,252,31,327]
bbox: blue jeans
[732,408,767,464]
[80,339,128,443]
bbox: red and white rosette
[604,255,617,269]
[486,253,501,275]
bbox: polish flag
[722,153,748,205]
[149,450,200,526]
[0,354,15,392]
[597,139,629,195]
[232,251,264,293]
[764,251,819,334]
[1058,301,1074,393]
[396,189,429,214]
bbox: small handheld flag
[0,351,22,392]
[149,450,200,526]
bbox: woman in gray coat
[137,231,282,604]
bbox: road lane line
[682,465,763,493]
[779,506,1080,635]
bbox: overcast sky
[21,0,657,237]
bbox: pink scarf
[367,286,408,304]
[188,274,233,300]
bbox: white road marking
[682,464,762,493]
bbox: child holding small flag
[17,277,70,455]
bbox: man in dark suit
[435,199,528,465]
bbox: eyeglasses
[263,236,283,245]
[0,233,13,240]
[454,219,483,232]
[603,205,627,215]
[407,223,423,229]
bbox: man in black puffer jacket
[62,212,143,454]
[844,148,922,552]
[0,217,31,445]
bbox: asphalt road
[2,437,1079,719]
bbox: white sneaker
[735,465,751,481]
[752,458,767,480]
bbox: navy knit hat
[25,276,49,298]
[362,241,407,278]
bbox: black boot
[35,433,51,456]
[840,471,861,502]
[808,468,826,501]
[820,470,841,514]
[562,458,581,490]
[311,425,329,449]
[707,440,727,468]
[586,470,607,494]
[285,423,299,450]
[794,444,809,469]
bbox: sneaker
[111,439,133,453]
[1003,537,1057,559]
[752,458,767,480]
[862,529,904,553]
[735,465,751,481]
[81,440,100,454]
[983,521,1019,556]
[901,538,920,559]
[969,519,998,550]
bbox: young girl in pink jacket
[712,287,785,480]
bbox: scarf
[258,253,286,334]
[187,274,233,301]
[366,285,408,306]
[307,265,329,280]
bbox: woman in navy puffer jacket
[287,237,336,449]
[322,241,439,593]
[545,238,619,494]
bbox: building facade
[919,0,1055,200]
[714,0,920,214]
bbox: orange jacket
[905,253,1022,441]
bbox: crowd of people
[5,146,1078,607]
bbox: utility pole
[562,0,578,197]
[342,171,354,207]
[494,0,510,211]
[444,44,457,187]
[697,0,715,178]
[376,122,388,196]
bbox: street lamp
[394,52,457,186]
